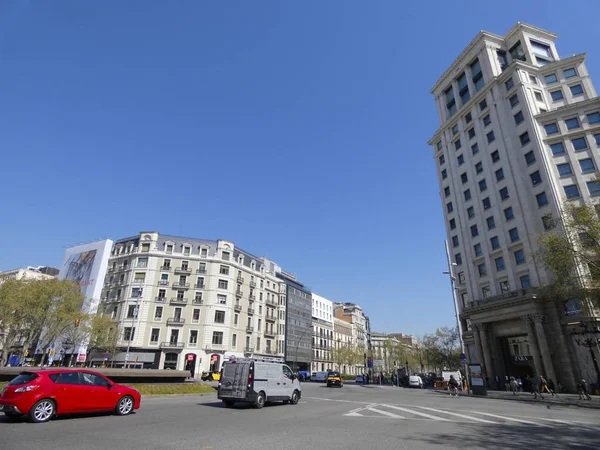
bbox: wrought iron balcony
[237,276,245,284]
[158,280,169,286]
[170,297,188,305]
[166,317,185,326]
[174,267,192,274]
[247,308,255,315]
[248,294,256,301]
[266,299,277,307]
[235,290,243,298]
[234,304,242,312]
[197,268,207,274]
[172,282,190,289]
[246,326,254,333]
[264,330,276,338]
[192,298,203,305]
[249,281,256,288]
[265,315,276,322]
[131,279,146,285]
[194,283,205,289]
[160,265,171,271]
[160,341,184,349]
[155,296,167,303]
[244,347,254,354]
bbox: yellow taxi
[326,371,343,388]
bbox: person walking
[509,377,519,396]
[532,374,544,400]
[548,379,558,397]
[579,379,592,400]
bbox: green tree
[422,327,460,372]
[87,314,119,365]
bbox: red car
[0,369,141,423]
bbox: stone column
[472,324,484,366]
[532,314,557,383]
[521,315,543,377]
[546,303,577,391]
[478,323,494,386]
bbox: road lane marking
[367,406,405,419]
[381,405,450,421]
[415,407,498,424]
[471,411,552,427]
[306,397,372,405]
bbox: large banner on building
[57,240,113,361]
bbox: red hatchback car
[0,369,141,423]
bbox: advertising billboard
[58,239,113,361]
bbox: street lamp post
[571,321,600,390]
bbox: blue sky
[1,1,599,335]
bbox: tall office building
[311,293,334,373]
[428,23,600,390]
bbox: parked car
[408,375,424,388]
[218,358,301,409]
[326,371,343,388]
[355,375,365,384]
[0,369,141,423]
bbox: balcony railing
[194,283,205,289]
[246,326,254,333]
[160,265,171,271]
[234,304,242,312]
[237,276,244,284]
[131,279,146,285]
[197,268,207,274]
[235,290,243,298]
[170,297,188,305]
[155,296,167,303]
[167,317,185,326]
[248,294,256,301]
[266,299,277,307]
[174,267,192,274]
[160,341,184,349]
[264,331,276,338]
[249,281,256,288]
[265,315,276,322]
[205,344,225,352]
[172,282,190,289]
[192,298,203,305]
[158,280,169,286]
[247,308,255,315]
[136,263,148,268]
[244,347,254,354]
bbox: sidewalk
[432,388,600,409]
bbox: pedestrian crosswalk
[342,404,594,427]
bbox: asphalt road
[2,383,599,450]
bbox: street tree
[422,327,460,372]
[87,314,119,364]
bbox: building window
[595,134,600,146]
[452,236,459,248]
[126,305,137,319]
[445,86,457,117]
[536,192,549,207]
[465,112,473,124]
[490,236,500,250]
[444,186,450,197]
[437,141,443,151]
[200,248,208,258]
[483,114,491,126]
[509,94,519,108]
[155,306,163,320]
[150,328,160,344]
[583,112,600,126]
[525,150,536,165]
[217,294,227,304]
[564,68,577,79]
[570,84,584,96]
[495,168,505,182]
[572,137,588,151]
[464,189,471,201]
[220,265,230,275]
[141,243,150,253]
[487,216,496,230]
[550,142,565,155]
[183,246,191,256]
[458,272,466,284]
[486,131,495,144]
[478,263,487,277]
[530,171,542,186]
[449,218,456,230]
[474,244,483,257]
[544,73,558,84]
[514,250,526,265]
[439,154,445,165]
[441,169,447,179]
[166,244,174,254]
[514,111,524,125]
[495,257,505,271]
[505,78,514,91]
[218,279,228,289]
[500,187,510,200]
[557,163,573,177]
[587,181,600,196]
[479,179,487,192]
[491,150,500,163]
[471,143,479,155]
[468,128,476,140]
[509,228,520,242]
[475,162,483,174]
[535,91,544,102]
[471,59,484,91]
[471,225,479,237]
[499,281,510,293]
[544,123,559,135]
[530,75,538,84]
[519,131,530,146]
[214,310,226,324]
[509,40,526,62]
[461,173,468,184]
[579,158,596,173]
[458,154,465,165]
[520,275,531,289]
[564,185,581,199]
[531,40,553,65]
[123,327,135,341]
[447,202,454,213]
[479,100,488,112]
[467,206,475,218]
[542,214,554,230]
[191,308,200,323]
[551,89,564,101]
[482,286,491,298]
[458,72,470,105]
[452,124,459,135]
[232,334,237,348]
[565,117,581,130]
[454,139,462,151]
[455,253,462,265]
[497,50,508,70]
[188,330,198,345]
[504,207,514,221]
[212,332,224,345]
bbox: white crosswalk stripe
[381,404,450,421]
[469,411,552,427]
[367,406,405,419]
[415,406,499,424]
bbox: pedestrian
[532,374,544,400]
[579,379,592,400]
[548,379,557,397]
[504,375,509,391]
[516,377,523,392]
[540,376,551,395]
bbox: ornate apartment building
[100,232,288,376]
[311,293,334,373]
[333,302,371,375]
[428,23,600,390]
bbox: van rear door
[219,361,251,399]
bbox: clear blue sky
[1,1,599,335]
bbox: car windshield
[328,372,340,377]
[8,372,38,386]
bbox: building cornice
[504,22,558,43]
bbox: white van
[217,358,302,409]
[313,371,328,383]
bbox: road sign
[460,353,466,361]
[367,357,373,368]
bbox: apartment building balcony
[235,290,243,298]
[136,263,148,269]
[263,330,276,339]
[234,303,242,312]
[249,280,256,288]
[172,282,190,289]
[131,279,146,285]
[247,308,255,315]
[262,348,276,355]
[170,297,188,305]
[194,283,205,289]
[157,280,169,286]
[155,296,167,303]
[266,299,277,307]
[244,347,254,355]
[237,276,244,284]
[167,317,185,326]
[205,344,225,352]
[174,267,192,275]
[246,326,254,333]
[160,265,171,272]
[119,265,131,272]
[192,298,203,305]
[265,315,276,323]
[107,267,115,273]
[160,341,184,349]
[248,294,256,301]
[197,268,207,274]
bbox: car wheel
[223,400,235,408]
[116,395,134,416]
[289,390,300,405]
[29,399,55,423]
[255,392,266,409]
